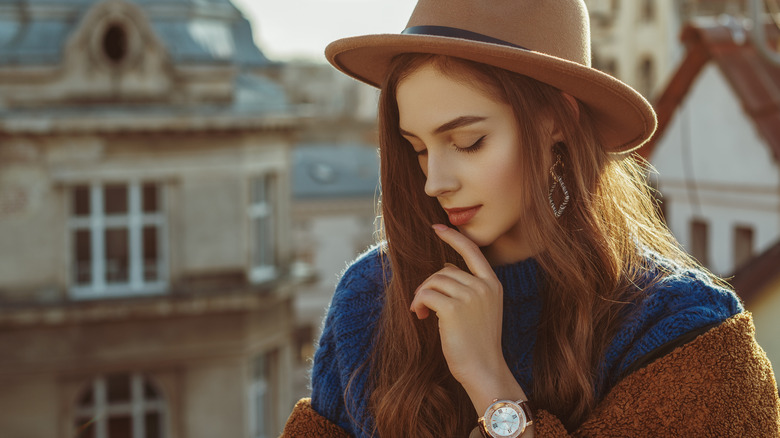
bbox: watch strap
[519,399,535,426]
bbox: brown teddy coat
[281,312,780,437]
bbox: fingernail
[432,224,448,232]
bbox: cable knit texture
[298,246,760,437]
[283,315,780,437]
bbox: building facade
[585,0,749,100]
[278,62,380,401]
[0,1,299,437]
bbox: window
[69,181,166,298]
[249,174,276,283]
[604,59,618,77]
[640,0,655,21]
[294,325,315,365]
[249,350,280,438]
[639,57,655,98]
[102,22,128,63]
[733,225,754,268]
[74,373,166,438]
[593,53,618,77]
[690,219,710,267]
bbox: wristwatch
[477,399,534,438]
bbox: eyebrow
[399,116,487,138]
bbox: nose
[423,152,459,198]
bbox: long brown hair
[353,53,721,436]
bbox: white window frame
[248,350,278,438]
[68,181,168,299]
[74,373,167,438]
[248,174,277,284]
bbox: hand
[409,224,523,412]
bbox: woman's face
[397,64,549,264]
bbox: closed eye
[456,135,486,154]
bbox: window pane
[77,385,94,407]
[145,412,160,438]
[105,229,129,283]
[251,177,267,205]
[734,226,754,268]
[104,184,128,215]
[251,351,277,438]
[143,226,159,282]
[143,183,159,213]
[107,415,132,438]
[253,217,274,268]
[74,417,96,438]
[73,185,90,217]
[144,381,160,400]
[691,219,709,267]
[252,354,269,438]
[74,230,92,285]
[106,374,131,403]
[262,216,274,268]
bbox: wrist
[462,363,528,416]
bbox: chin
[457,227,497,248]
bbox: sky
[232,0,419,63]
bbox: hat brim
[326,33,657,154]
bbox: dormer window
[102,23,128,64]
[90,13,139,70]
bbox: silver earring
[548,154,569,218]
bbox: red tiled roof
[729,238,780,305]
[640,21,780,161]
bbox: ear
[561,91,580,120]
[549,92,580,143]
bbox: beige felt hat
[325,0,657,154]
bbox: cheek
[488,156,524,191]
[418,155,428,177]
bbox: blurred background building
[278,60,380,402]
[0,0,300,437]
[1,0,779,437]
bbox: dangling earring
[548,153,569,218]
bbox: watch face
[485,401,526,438]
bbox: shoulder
[328,244,389,317]
[310,245,389,432]
[571,312,780,436]
[639,262,743,331]
[335,244,388,295]
[605,255,744,382]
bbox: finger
[414,272,473,300]
[410,288,453,320]
[441,263,481,286]
[433,224,494,279]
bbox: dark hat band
[401,26,529,51]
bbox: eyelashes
[411,135,487,156]
[457,135,486,154]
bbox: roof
[0,0,273,67]
[292,144,379,199]
[640,19,780,161]
[729,238,780,305]
[0,0,294,130]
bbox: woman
[283,1,780,437]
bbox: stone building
[0,1,299,437]
[278,62,380,400]
[585,0,750,99]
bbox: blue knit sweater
[310,247,742,436]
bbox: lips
[444,205,481,226]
